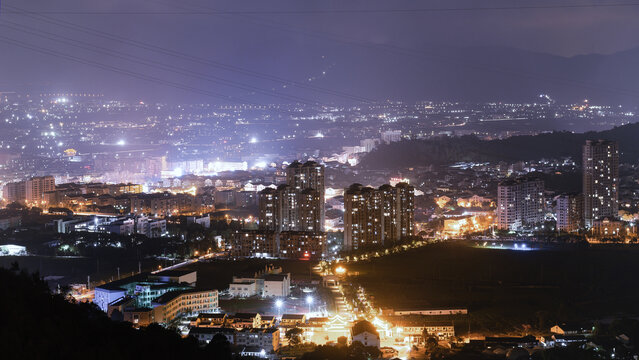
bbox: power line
[0,21,321,106]
[4,2,638,102]
[140,0,345,102]
[0,34,298,111]
[156,0,639,99]
[3,2,639,15]
[3,4,375,103]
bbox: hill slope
[0,266,203,359]
[359,122,639,170]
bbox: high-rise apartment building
[3,176,55,204]
[3,181,26,203]
[278,185,299,231]
[258,161,325,233]
[247,160,326,258]
[344,184,383,251]
[258,188,280,231]
[583,140,619,228]
[298,188,322,232]
[378,183,415,243]
[344,183,415,251]
[497,176,544,230]
[286,161,325,231]
[555,193,583,233]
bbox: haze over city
[2,1,639,360]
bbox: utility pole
[117,267,120,280]
[138,261,141,274]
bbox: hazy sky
[4,0,637,54]
[2,0,639,102]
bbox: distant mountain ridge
[316,44,639,105]
[4,43,639,104]
[358,122,639,170]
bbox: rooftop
[189,327,236,335]
[233,313,259,320]
[351,320,379,337]
[198,313,226,319]
[152,288,213,304]
[281,314,305,320]
[150,270,196,278]
[95,273,147,291]
[262,274,288,281]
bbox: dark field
[0,255,162,287]
[347,241,639,334]
[182,258,318,290]
[0,255,318,290]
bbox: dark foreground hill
[359,122,639,170]
[0,265,203,360]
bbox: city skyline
[3,1,639,359]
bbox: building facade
[351,320,380,348]
[3,176,55,204]
[555,193,583,233]
[242,160,326,258]
[344,183,415,251]
[285,160,325,231]
[258,188,280,231]
[497,176,545,231]
[229,230,278,258]
[152,289,219,323]
[130,192,202,216]
[258,162,325,233]
[583,140,619,228]
[278,231,326,259]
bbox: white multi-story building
[381,130,402,144]
[351,320,380,348]
[236,328,280,352]
[229,280,260,298]
[229,269,290,298]
[94,284,127,312]
[262,274,290,297]
[497,176,544,231]
[360,138,378,152]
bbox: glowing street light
[335,266,346,275]
[275,299,283,316]
[306,295,314,314]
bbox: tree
[337,336,348,347]
[423,332,439,350]
[205,333,233,360]
[285,327,304,347]
[0,266,203,359]
[300,344,346,360]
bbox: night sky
[1,0,638,103]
